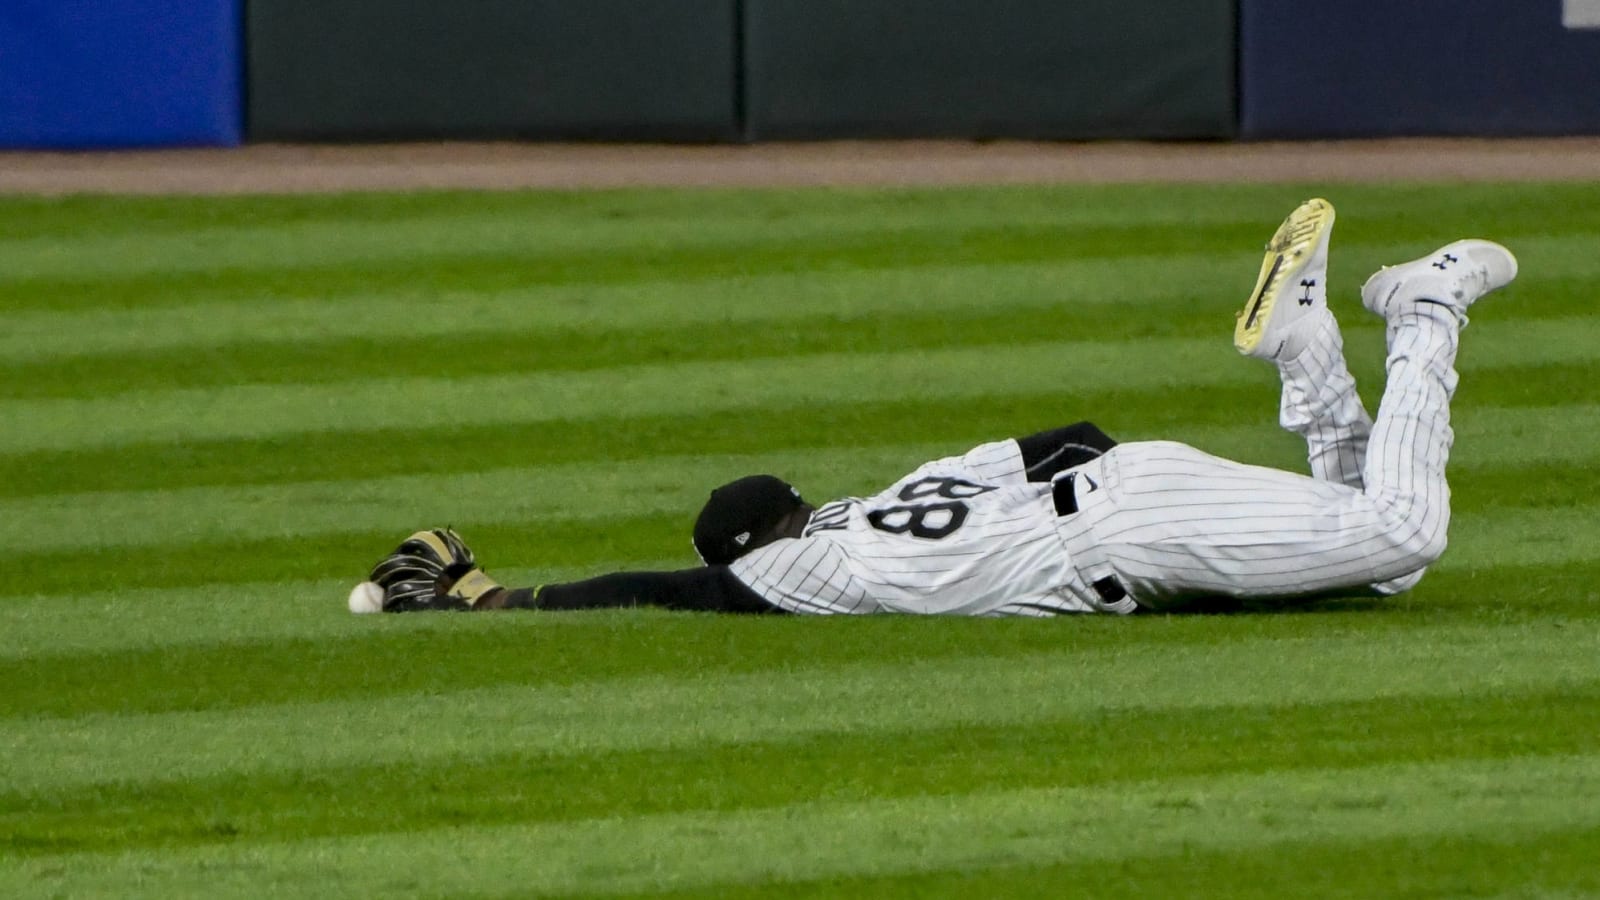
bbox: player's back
[729,440,1087,615]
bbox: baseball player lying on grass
[350,199,1517,617]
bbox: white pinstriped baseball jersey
[728,439,1134,617]
[730,300,1466,616]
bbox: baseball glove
[368,528,503,612]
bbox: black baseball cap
[692,474,806,565]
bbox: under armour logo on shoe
[1432,253,1458,270]
[1299,279,1316,306]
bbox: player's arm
[354,528,781,614]
[489,567,781,614]
[1014,421,1117,482]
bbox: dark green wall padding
[744,0,1236,140]
[247,0,1235,142]
[247,0,740,141]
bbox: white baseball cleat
[1360,240,1518,324]
[1234,198,1337,361]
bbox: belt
[1050,471,1084,516]
[1052,468,1135,610]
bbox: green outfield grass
[2,181,1598,898]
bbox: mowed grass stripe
[7,688,1598,857]
[0,217,1284,315]
[0,296,1234,401]
[5,180,1595,243]
[2,182,1325,281]
[0,337,1243,455]
[5,621,1594,792]
[0,384,1242,499]
[7,282,1589,401]
[4,247,1588,373]
[10,755,1599,898]
[0,570,1355,668]
[9,513,689,596]
[2,360,1591,499]
[0,254,1228,363]
[4,399,1597,554]
[4,181,1597,311]
[6,556,1598,719]
[0,205,948,283]
[0,188,732,241]
[0,194,1291,286]
[8,551,1599,662]
[763,828,1600,900]
[1,314,1586,456]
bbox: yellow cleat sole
[1234,198,1336,355]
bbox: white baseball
[347,581,385,615]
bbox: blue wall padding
[1242,0,1600,137]
[0,1,241,148]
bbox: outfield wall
[3,1,1598,148]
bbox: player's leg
[1235,198,1373,490]
[1083,236,1515,608]
[1352,240,1518,588]
[1276,315,1373,489]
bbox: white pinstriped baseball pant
[1081,307,1459,608]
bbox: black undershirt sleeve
[1014,421,1118,482]
[500,566,782,614]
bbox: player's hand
[360,528,503,612]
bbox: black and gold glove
[368,528,503,612]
